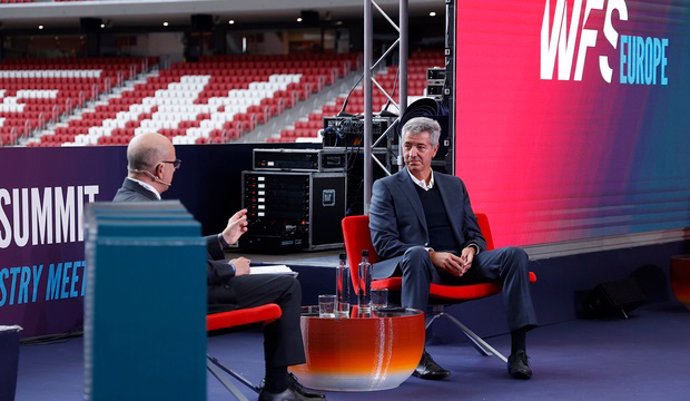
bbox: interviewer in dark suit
[113,133,324,401]
[369,117,537,380]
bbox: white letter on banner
[541,0,584,80]
[0,189,10,248]
[13,188,29,247]
[78,185,99,242]
[574,0,604,81]
[600,0,629,83]
[55,186,76,244]
[31,187,53,245]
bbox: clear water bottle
[335,253,350,318]
[358,249,372,314]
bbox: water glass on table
[336,301,350,318]
[371,288,388,310]
[318,294,337,318]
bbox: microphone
[152,175,172,187]
[128,168,172,187]
[337,72,365,117]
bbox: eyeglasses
[160,159,182,169]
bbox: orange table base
[671,255,690,310]
[290,308,425,391]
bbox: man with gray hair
[369,117,537,381]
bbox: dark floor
[14,302,690,401]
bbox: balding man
[114,133,325,401]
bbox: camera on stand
[322,116,396,148]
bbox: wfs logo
[540,0,669,85]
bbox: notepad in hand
[249,265,298,276]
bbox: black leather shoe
[287,373,325,399]
[260,374,325,400]
[412,350,450,380]
[259,386,321,401]
[508,350,532,380]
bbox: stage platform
[15,302,690,401]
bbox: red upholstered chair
[341,213,537,363]
[206,303,282,401]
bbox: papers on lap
[249,265,298,276]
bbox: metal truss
[362,0,408,213]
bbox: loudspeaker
[398,97,451,172]
[80,17,102,33]
[581,278,647,319]
[80,18,102,57]
[185,32,202,62]
[630,264,669,302]
[343,148,396,216]
[300,10,320,26]
[191,14,213,31]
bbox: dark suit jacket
[112,178,235,308]
[369,169,486,278]
[112,179,308,367]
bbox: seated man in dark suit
[114,132,324,401]
[369,117,537,380]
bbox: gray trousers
[396,245,537,332]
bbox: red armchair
[341,213,537,363]
[206,304,282,401]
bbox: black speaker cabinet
[582,278,647,319]
[300,10,320,26]
[80,17,102,33]
[240,171,346,251]
[191,14,214,31]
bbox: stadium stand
[268,50,443,143]
[1,50,444,147]
[19,53,359,147]
[1,57,151,147]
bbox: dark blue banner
[0,146,126,338]
[0,142,308,338]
